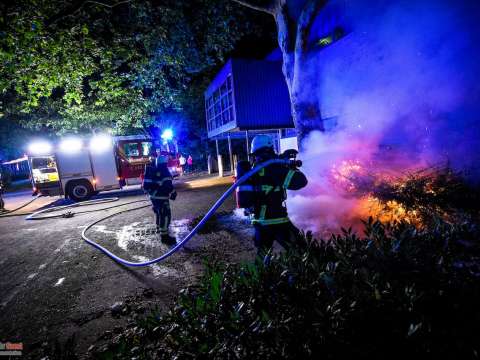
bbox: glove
[170,191,177,201]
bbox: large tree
[0,0,260,134]
[233,0,327,143]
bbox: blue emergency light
[161,129,174,141]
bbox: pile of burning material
[345,165,480,224]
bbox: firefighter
[143,153,177,245]
[239,135,308,257]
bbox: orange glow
[328,159,423,228]
[354,195,422,225]
[330,159,364,193]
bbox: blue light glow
[161,129,174,141]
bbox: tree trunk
[233,0,327,147]
[291,91,324,143]
[273,0,326,148]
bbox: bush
[100,217,480,360]
[354,166,480,223]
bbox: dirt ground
[0,175,256,359]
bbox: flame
[328,159,423,227]
[330,159,364,193]
[355,196,422,225]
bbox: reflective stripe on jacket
[248,162,307,226]
[143,163,174,200]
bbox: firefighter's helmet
[251,135,274,154]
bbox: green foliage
[0,0,261,133]
[101,218,480,359]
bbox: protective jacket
[240,162,307,225]
[143,164,174,200]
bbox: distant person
[187,155,193,173]
[179,154,186,175]
[142,153,177,245]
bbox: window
[281,128,297,138]
[316,26,345,49]
[205,74,235,132]
[123,143,140,157]
[32,156,57,170]
[311,0,348,50]
[141,142,152,156]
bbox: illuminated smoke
[287,0,480,234]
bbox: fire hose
[0,195,42,218]
[25,197,148,220]
[24,158,297,267]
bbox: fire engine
[27,134,180,201]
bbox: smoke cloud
[287,0,480,234]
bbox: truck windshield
[32,157,57,171]
[31,156,59,183]
[123,143,140,157]
[141,142,151,156]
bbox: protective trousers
[152,199,171,236]
[253,220,304,257]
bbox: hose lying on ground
[81,159,291,267]
[26,159,291,267]
[0,195,42,218]
[25,197,149,220]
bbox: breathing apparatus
[236,148,302,211]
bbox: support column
[217,155,224,177]
[278,129,282,154]
[245,130,249,160]
[215,139,223,177]
[227,133,234,173]
[207,154,212,174]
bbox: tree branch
[83,0,132,9]
[275,3,295,91]
[295,0,327,53]
[231,0,277,14]
[47,0,132,26]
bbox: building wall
[205,59,294,139]
[205,60,237,138]
[232,59,293,130]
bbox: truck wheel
[67,180,93,202]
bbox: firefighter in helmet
[237,134,308,257]
[143,151,177,245]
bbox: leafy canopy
[0,0,255,134]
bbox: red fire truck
[27,134,180,201]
